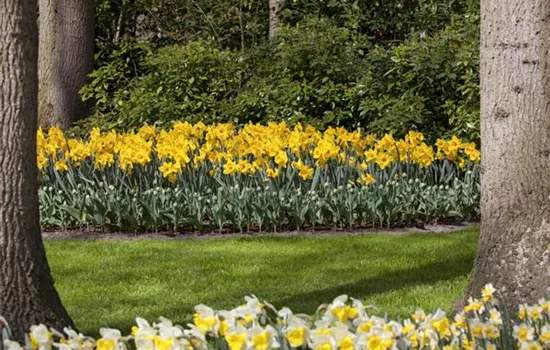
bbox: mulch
[42,221,479,241]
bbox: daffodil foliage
[37,122,480,232]
[3,285,550,350]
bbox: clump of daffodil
[36,122,480,232]
[5,286,550,350]
[37,122,479,183]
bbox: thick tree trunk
[268,0,283,38]
[464,0,550,309]
[38,0,95,130]
[0,0,74,341]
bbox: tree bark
[268,0,283,38]
[38,0,95,130]
[0,0,74,341]
[463,0,550,309]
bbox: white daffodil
[313,319,333,336]
[60,328,94,350]
[247,325,279,350]
[482,323,500,341]
[30,324,53,350]
[277,307,293,327]
[514,323,535,342]
[354,315,385,334]
[97,328,125,350]
[308,333,336,350]
[519,304,529,320]
[452,312,467,331]
[283,315,309,348]
[192,305,220,335]
[224,324,249,350]
[132,318,156,350]
[519,341,543,350]
[410,310,426,323]
[152,336,174,350]
[385,321,402,336]
[230,306,258,328]
[183,326,207,350]
[467,319,484,339]
[325,295,359,324]
[539,298,550,312]
[277,307,292,319]
[4,340,23,350]
[539,325,550,344]
[488,308,502,327]
[412,326,437,350]
[481,283,496,303]
[527,305,543,321]
[216,310,236,337]
[401,319,416,336]
[350,298,366,318]
[464,297,485,314]
[331,324,355,350]
[244,296,264,315]
[363,326,396,350]
[156,317,183,339]
[425,309,450,337]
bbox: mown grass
[45,228,479,335]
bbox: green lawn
[45,228,479,335]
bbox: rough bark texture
[0,0,74,340]
[38,0,95,130]
[464,0,550,309]
[268,0,283,38]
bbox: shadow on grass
[150,252,474,322]
[272,254,474,312]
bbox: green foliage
[227,18,370,128]
[95,0,477,49]
[356,14,480,140]
[95,0,269,50]
[83,1,480,141]
[39,156,479,233]
[79,41,246,131]
[281,0,475,40]
[79,38,151,116]
[0,318,11,350]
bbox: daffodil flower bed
[37,123,480,232]
[3,285,550,350]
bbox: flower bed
[37,123,480,232]
[3,286,549,350]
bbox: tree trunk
[38,0,95,130]
[463,0,550,309]
[268,0,283,38]
[0,0,74,341]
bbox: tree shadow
[271,253,474,312]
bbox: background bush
[356,14,480,140]
[79,0,480,141]
[226,18,371,128]
[81,41,246,131]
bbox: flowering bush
[38,122,480,232]
[3,286,550,350]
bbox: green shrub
[78,41,246,132]
[226,18,370,128]
[281,0,475,41]
[95,0,269,50]
[356,14,480,141]
[79,38,152,117]
[79,11,480,142]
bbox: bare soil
[42,221,479,241]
